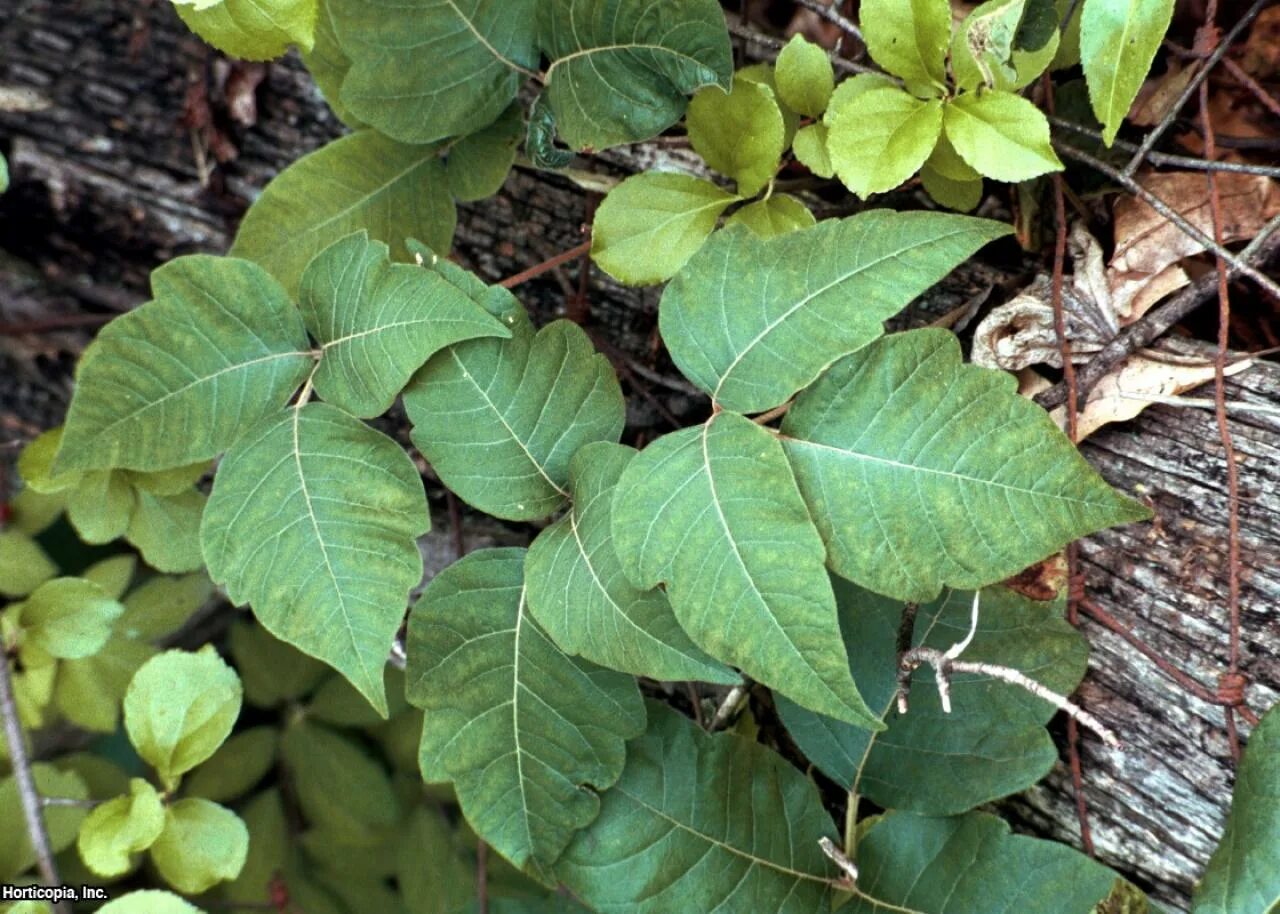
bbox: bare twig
[708,681,750,731]
[726,20,878,77]
[1048,116,1280,179]
[499,240,592,290]
[819,836,859,885]
[794,0,863,42]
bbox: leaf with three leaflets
[14,578,125,660]
[777,582,1087,814]
[151,798,249,893]
[77,778,166,878]
[611,412,876,726]
[56,256,312,472]
[827,82,943,198]
[538,0,732,150]
[860,0,950,97]
[299,232,510,417]
[406,549,646,873]
[780,330,1150,601]
[943,90,1063,182]
[201,404,428,714]
[591,172,739,285]
[687,78,785,196]
[659,211,1010,413]
[525,442,739,684]
[1081,0,1175,145]
[231,130,455,296]
[775,34,834,117]
[558,702,837,914]
[174,0,317,60]
[724,194,815,238]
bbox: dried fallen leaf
[1129,60,1201,127]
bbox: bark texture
[2,4,1277,913]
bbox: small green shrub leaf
[792,123,834,178]
[687,79,785,197]
[406,548,646,872]
[558,702,837,914]
[921,165,985,211]
[126,490,206,574]
[1192,702,1280,914]
[14,578,124,660]
[943,91,1063,181]
[777,583,1088,815]
[201,404,428,714]
[124,647,243,790]
[82,555,138,600]
[660,211,1010,413]
[151,798,249,893]
[16,429,80,494]
[174,0,317,60]
[724,194,816,238]
[1081,0,1175,145]
[404,316,624,521]
[860,0,950,97]
[231,130,456,297]
[117,573,212,642]
[525,442,739,684]
[775,35,834,116]
[56,639,157,734]
[0,531,56,598]
[328,0,536,145]
[77,778,166,878]
[185,727,279,804]
[0,765,89,880]
[780,330,1150,601]
[611,413,876,726]
[228,621,328,708]
[828,84,943,198]
[591,172,739,285]
[538,0,732,151]
[950,0,1024,91]
[299,232,510,417]
[98,891,204,914]
[281,719,400,834]
[66,471,135,544]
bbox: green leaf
[66,471,135,543]
[558,702,836,914]
[404,317,624,521]
[16,429,80,494]
[8,487,64,536]
[15,578,125,659]
[77,778,166,878]
[538,0,732,151]
[55,638,157,733]
[230,130,456,297]
[152,798,249,893]
[83,555,138,600]
[590,172,739,286]
[119,573,213,641]
[611,412,877,726]
[921,165,985,211]
[185,727,279,803]
[828,84,943,198]
[0,765,89,880]
[737,63,801,147]
[724,194,816,238]
[281,718,401,834]
[1192,702,1280,914]
[659,211,1010,413]
[223,790,288,907]
[0,151,7,194]
[228,621,328,708]
[56,256,311,473]
[776,35,835,117]
[398,806,474,914]
[686,79,785,196]
[943,90,1063,182]
[124,647,243,790]
[859,0,951,97]
[406,548,646,872]
[777,583,1087,815]
[127,462,209,496]
[300,0,364,127]
[1081,0,1175,145]
[307,667,407,726]
[447,104,525,202]
[126,490,206,573]
[950,0,1024,92]
[328,0,536,145]
[299,232,511,417]
[0,531,56,598]
[174,0,317,60]
[792,123,834,178]
[98,891,204,914]
[525,442,739,684]
[780,329,1150,601]
[201,404,427,714]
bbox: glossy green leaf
[828,83,943,198]
[860,0,950,97]
[943,90,1063,182]
[77,778,166,878]
[328,0,536,145]
[230,130,456,297]
[780,330,1149,601]
[301,0,364,127]
[525,442,738,684]
[0,531,56,598]
[687,79,785,196]
[591,172,738,285]
[228,621,328,708]
[777,583,1087,814]
[0,764,88,880]
[776,34,834,116]
[152,798,249,893]
[15,577,124,660]
[127,489,206,573]
[724,194,815,238]
[538,0,733,150]
[119,572,213,641]
[611,412,876,726]
[56,256,311,472]
[1081,0,1175,145]
[659,211,1010,413]
[124,647,243,790]
[185,727,279,803]
[202,404,427,713]
[174,0,317,60]
[447,105,525,202]
[299,232,510,417]
[559,702,837,913]
[406,549,646,872]
[404,315,624,521]
[792,123,834,178]
[843,812,1137,913]
[1192,702,1280,914]
[55,638,156,733]
[281,719,400,834]
[98,891,204,914]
